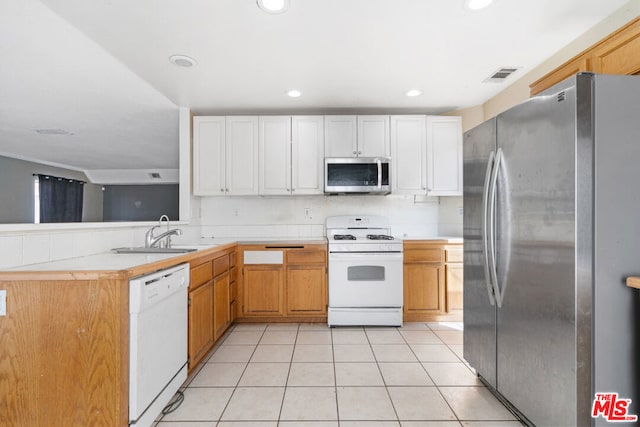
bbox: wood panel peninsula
[0,239,327,427]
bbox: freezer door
[495,86,577,426]
[463,118,497,388]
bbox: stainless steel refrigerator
[463,73,640,427]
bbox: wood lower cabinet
[188,279,214,368]
[403,246,446,318]
[445,245,464,312]
[229,251,238,322]
[239,243,327,321]
[403,241,463,321]
[213,273,230,340]
[243,265,285,316]
[286,265,327,315]
[188,246,236,373]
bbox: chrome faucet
[145,215,182,248]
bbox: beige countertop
[401,236,463,244]
[1,238,328,275]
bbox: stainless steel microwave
[324,157,391,194]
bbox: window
[34,174,84,223]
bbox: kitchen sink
[112,246,198,254]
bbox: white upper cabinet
[194,114,458,197]
[259,116,292,195]
[325,115,389,158]
[193,116,226,196]
[426,116,463,196]
[391,115,427,195]
[324,116,356,157]
[357,115,390,157]
[225,116,259,195]
[259,116,324,195]
[291,116,324,195]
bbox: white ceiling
[0,0,631,176]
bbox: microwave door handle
[377,159,382,189]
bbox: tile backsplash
[0,195,463,269]
[199,195,463,239]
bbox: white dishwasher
[129,263,189,427]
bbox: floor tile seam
[367,331,402,423]
[329,329,345,423]
[426,374,463,425]
[276,325,300,423]
[214,328,267,422]
[442,340,468,365]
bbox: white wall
[198,195,463,239]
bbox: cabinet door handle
[220,188,224,192]
[352,151,357,155]
[291,188,295,192]
[358,151,362,155]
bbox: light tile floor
[156,322,523,427]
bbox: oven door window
[347,265,385,281]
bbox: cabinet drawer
[286,249,326,265]
[230,251,237,267]
[191,262,213,289]
[213,255,230,277]
[404,248,443,263]
[244,250,284,264]
[230,266,238,283]
[445,247,463,263]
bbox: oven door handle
[329,252,403,262]
[377,158,382,189]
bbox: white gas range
[326,215,403,327]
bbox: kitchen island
[0,238,324,427]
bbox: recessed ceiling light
[406,89,423,97]
[257,0,289,14]
[169,55,197,67]
[464,0,494,10]
[287,90,301,98]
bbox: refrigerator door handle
[488,147,503,307]
[482,150,496,306]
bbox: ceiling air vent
[484,67,520,83]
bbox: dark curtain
[38,174,84,223]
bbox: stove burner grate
[333,234,357,240]
[366,234,394,240]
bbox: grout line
[213,326,267,423]
[276,323,299,423]
[331,326,341,423]
[366,327,401,423]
